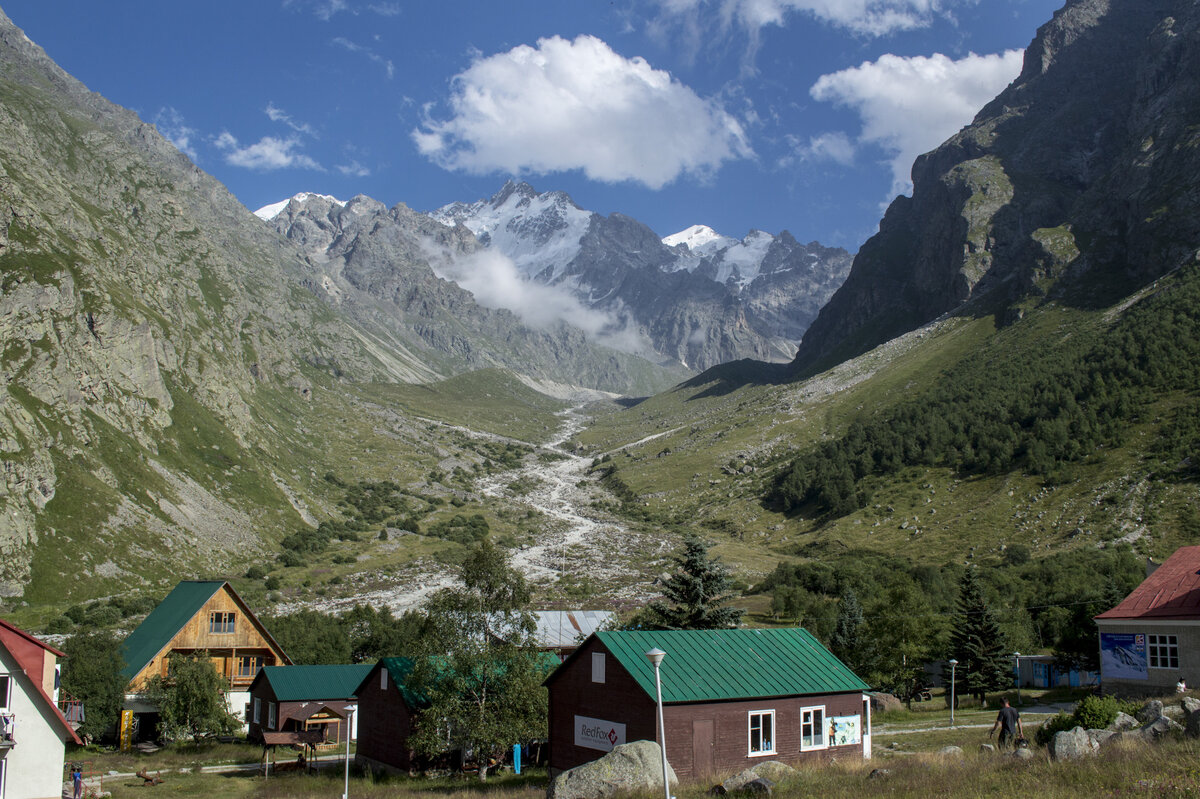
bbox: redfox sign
[574,715,627,752]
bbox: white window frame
[747,709,776,756]
[1148,634,1179,670]
[0,672,10,710]
[591,652,606,684]
[253,697,262,725]
[268,701,277,730]
[801,705,828,751]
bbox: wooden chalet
[246,664,372,745]
[545,628,872,781]
[352,658,423,774]
[0,618,81,799]
[121,581,290,734]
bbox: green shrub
[1035,712,1077,747]
[1073,694,1123,729]
[245,565,267,580]
[46,615,73,634]
[264,575,281,591]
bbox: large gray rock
[1186,708,1200,738]
[549,741,678,799]
[1182,696,1200,715]
[722,761,796,792]
[1011,747,1035,761]
[1137,716,1183,741]
[1087,729,1116,749]
[1108,712,1139,732]
[1135,700,1164,724]
[869,693,903,714]
[1049,727,1098,761]
[937,746,964,757]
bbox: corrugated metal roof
[120,581,224,681]
[260,664,374,701]
[532,610,614,648]
[378,656,425,708]
[1097,546,1200,620]
[595,628,869,703]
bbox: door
[861,696,872,760]
[692,719,714,778]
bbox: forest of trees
[772,265,1200,518]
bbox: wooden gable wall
[129,585,287,690]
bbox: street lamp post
[948,659,958,727]
[342,704,357,799]
[645,648,671,799]
[1013,653,1021,706]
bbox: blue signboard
[1100,632,1147,680]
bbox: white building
[0,619,81,799]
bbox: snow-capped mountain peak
[663,224,735,255]
[254,192,346,221]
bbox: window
[253,697,262,725]
[591,653,606,683]
[862,698,871,736]
[1149,635,1179,669]
[237,657,264,679]
[381,669,388,691]
[0,673,9,710]
[209,612,236,634]
[801,706,827,750]
[268,701,277,730]
[748,710,775,756]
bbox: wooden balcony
[0,711,16,748]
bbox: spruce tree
[831,587,870,675]
[947,569,1010,704]
[649,535,744,629]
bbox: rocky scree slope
[0,8,471,600]
[263,192,683,395]
[433,181,852,371]
[793,0,1200,373]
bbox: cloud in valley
[810,49,1024,195]
[413,35,751,189]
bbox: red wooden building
[545,628,871,781]
[351,657,422,774]
[246,664,372,745]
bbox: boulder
[722,762,795,793]
[548,741,678,799]
[937,746,964,757]
[868,769,892,779]
[979,743,996,754]
[1049,727,1098,761]
[1186,708,1200,738]
[1011,747,1035,761]
[739,778,774,796]
[1137,716,1183,741]
[869,693,903,714]
[1164,705,1185,721]
[1135,700,1164,724]
[1108,712,1139,732]
[1182,696,1200,715]
[1087,729,1116,749]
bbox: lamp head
[949,659,958,667]
[645,647,666,666]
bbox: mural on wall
[828,715,861,746]
[1100,632,1147,680]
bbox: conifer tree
[831,587,870,675]
[947,569,1010,704]
[649,535,744,629]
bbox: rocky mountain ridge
[793,0,1200,373]
[428,181,853,370]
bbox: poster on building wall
[1100,632,1147,680]
[828,715,861,746]
[574,715,627,752]
[119,709,134,752]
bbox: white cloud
[662,0,956,37]
[427,246,653,355]
[337,160,370,177]
[810,49,1023,195]
[800,131,856,165]
[332,36,394,79]
[214,132,322,171]
[413,35,751,190]
[265,103,317,136]
[153,107,198,161]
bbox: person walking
[989,697,1023,749]
[71,764,83,799]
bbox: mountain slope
[793,0,1200,374]
[432,181,852,371]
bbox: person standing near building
[1177,676,1187,693]
[989,697,1023,749]
[71,764,83,799]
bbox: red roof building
[1,618,81,799]
[1095,546,1200,695]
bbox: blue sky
[3,0,1062,250]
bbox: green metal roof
[377,656,425,708]
[120,581,225,681]
[259,664,374,701]
[594,628,870,703]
